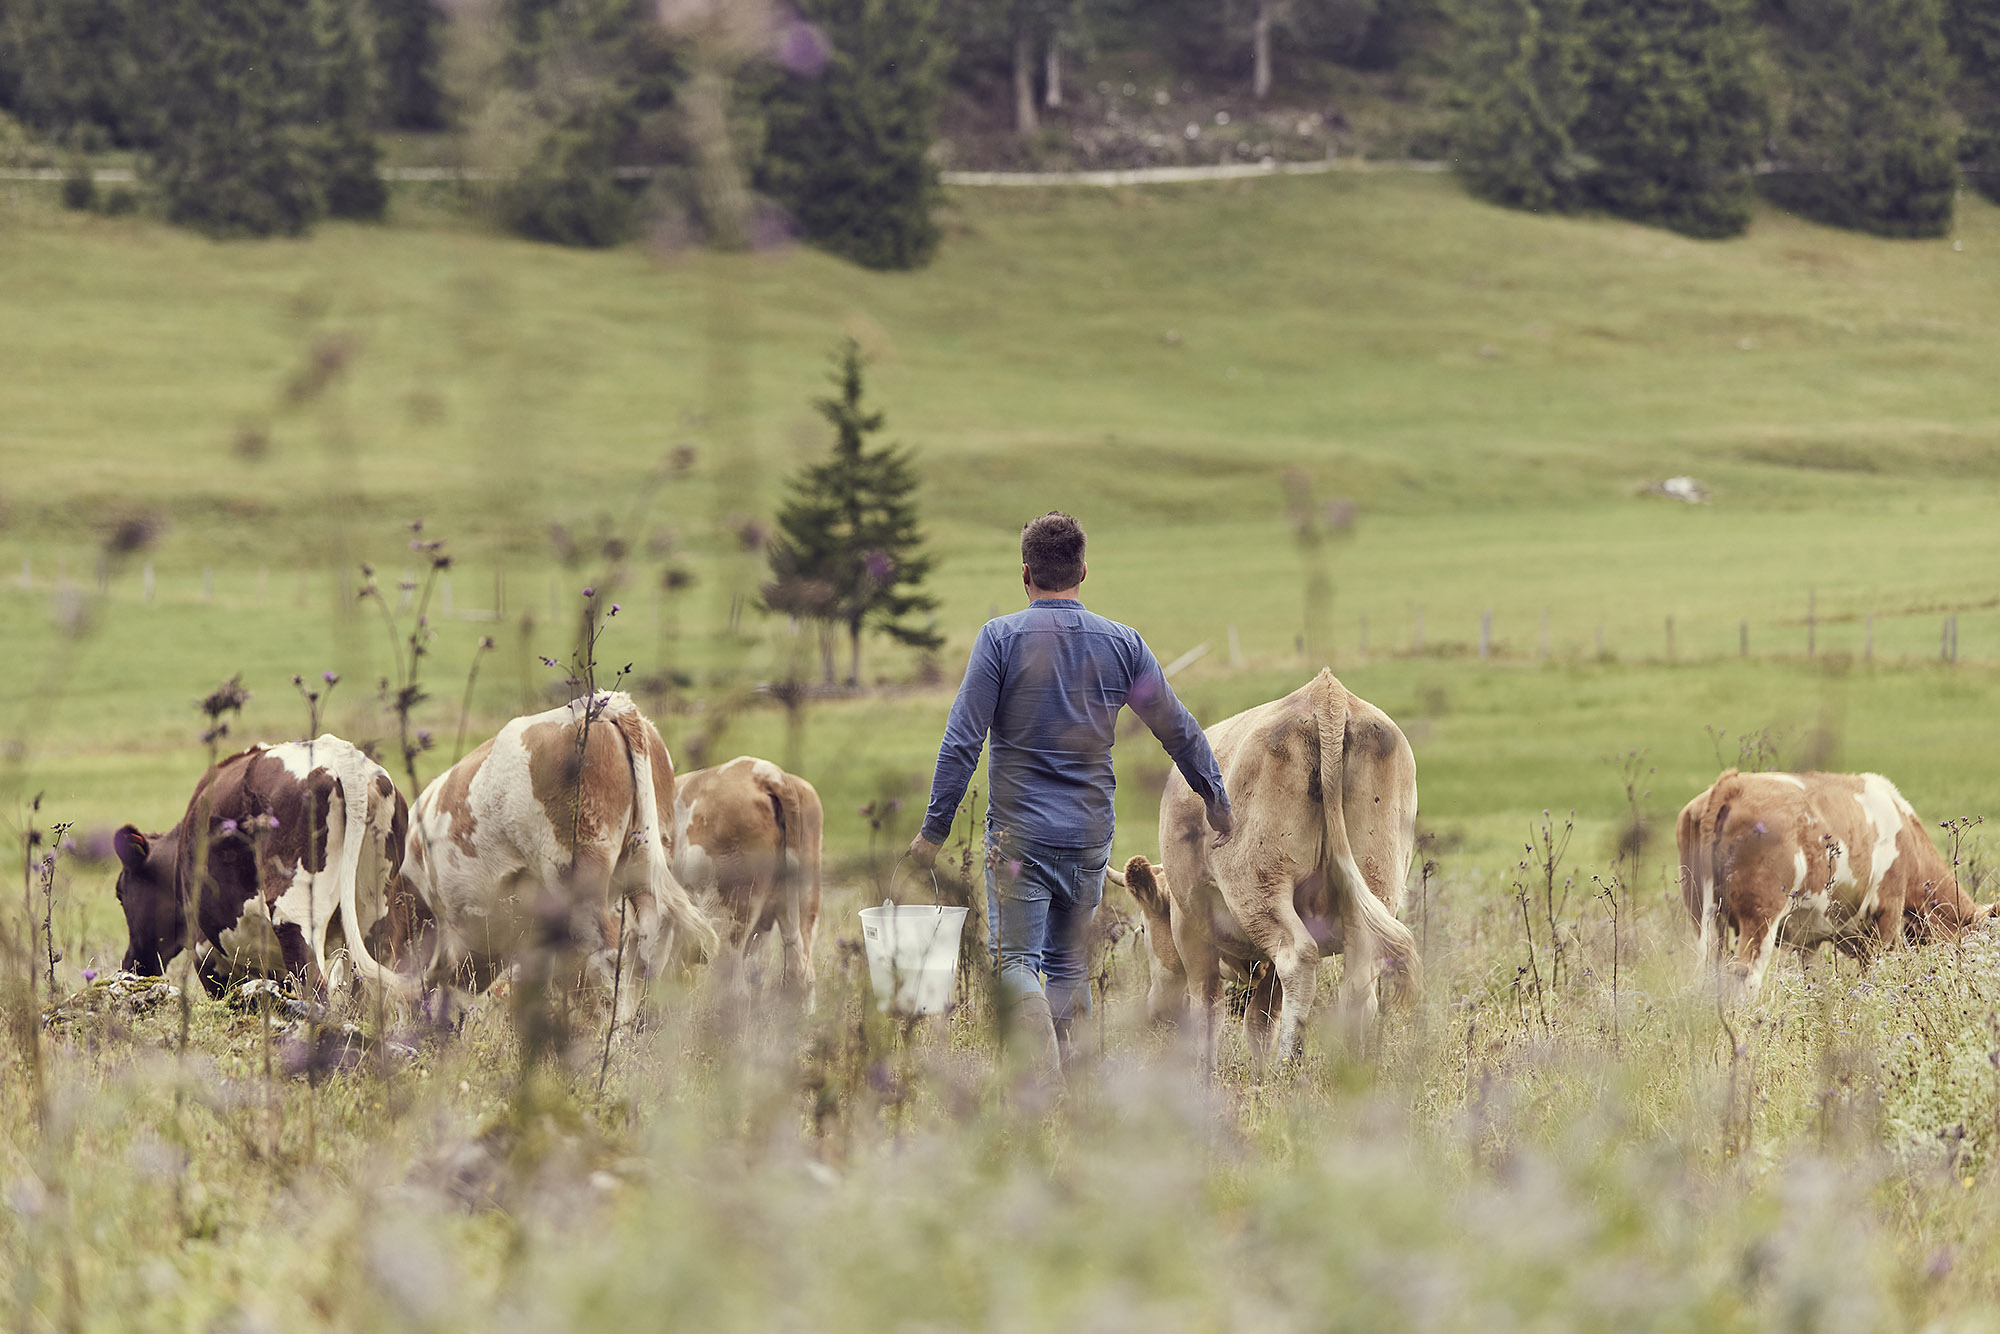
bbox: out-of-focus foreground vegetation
[5,114,2000,1331]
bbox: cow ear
[113,825,150,872]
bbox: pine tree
[1948,0,2000,204]
[1763,0,1958,237]
[1576,0,1763,239]
[760,0,949,271]
[1450,0,1592,214]
[146,0,330,237]
[764,341,942,686]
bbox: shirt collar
[1030,598,1085,609]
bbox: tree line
[2,0,1996,257]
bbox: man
[909,512,1233,1082]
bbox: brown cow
[112,735,418,999]
[405,691,717,1025]
[1677,769,1992,1002]
[671,756,823,1009]
[1111,669,1420,1070]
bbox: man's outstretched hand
[907,834,942,868]
[1208,805,1234,850]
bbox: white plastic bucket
[858,903,969,1015]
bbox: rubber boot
[1005,989,1065,1102]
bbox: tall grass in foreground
[11,831,2000,1329]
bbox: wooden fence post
[1807,589,1816,658]
[1479,607,1492,660]
[1739,619,1748,658]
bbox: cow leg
[1226,880,1322,1060]
[1171,907,1225,1078]
[776,875,814,1009]
[1243,963,1281,1075]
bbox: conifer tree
[764,341,942,686]
[319,0,387,221]
[1948,0,2000,203]
[1577,0,1763,238]
[147,0,330,237]
[760,0,949,270]
[370,0,449,130]
[1763,0,1957,237]
[1450,0,1592,214]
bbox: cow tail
[1314,668,1422,1000]
[333,758,416,999]
[610,704,720,961]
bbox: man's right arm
[917,623,1004,849]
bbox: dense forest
[2,0,1996,260]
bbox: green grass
[6,169,2000,1329]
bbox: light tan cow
[1112,669,1420,1069]
[1677,769,1992,1002]
[405,691,717,1024]
[671,756,823,1008]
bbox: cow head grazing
[113,824,186,976]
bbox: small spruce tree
[760,0,950,270]
[1576,0,1763,239]
[764,341,942,686]
[1763,0,1958,237]
[369,0,449,130]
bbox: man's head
[1021,511,1086,596]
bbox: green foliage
[1574,0,1763,238]
[1450,0,1592,213]
[764,340,942,684]
[319,0,387,222]
[760,0,948,271]
[59,162,94,210]
[485,0,677,249]
[145,0,331,237]
[1966,110,2000,205]
[0,0,147,145]
[1945,0,2000,91]
[1762,0,1958,238]
[368,0,448,129]
[1454,0,1762,237]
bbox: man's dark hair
[1022,512,1085,591]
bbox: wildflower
[81,968,97,984]
[416,729,434,750]
[322,671,338,685]
[219,819,239,835]
[582,586,595,598]
[609,603,621,617]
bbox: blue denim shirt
[920,599,1231,849]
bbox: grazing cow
[1111,669,1421,1069]
[405,691,717,1024]
[1676,769,1992,1001]
[112,736,418,999]
[672,756,823,1007]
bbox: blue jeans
[985,833,1112,1022]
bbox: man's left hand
[907,834,941,868]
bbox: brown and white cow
[1676,769,1992,1002]
[112,735,419,1000]
[1111,669,1421,1070]
[671,756,823,1008]
[404,691,717,1024]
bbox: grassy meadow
[5,170,2000,1327]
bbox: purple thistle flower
[582,586,596,598]
[264,816,280,830]
[81,968,97,983]
[609,603,621,616]
[219,818,239,835]
[773,19,831,76]
[322,671,338,685]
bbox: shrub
[1450,0,1593,214]
[60,164,95,211]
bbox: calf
[1114,669,1421,1070]
[1677,769,1992,1001]
[112,735,417,999]
[405,691,717,1024]
[672,756,823,1008]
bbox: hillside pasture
[4,172,2000,1327]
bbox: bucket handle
[886,852,943,907]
